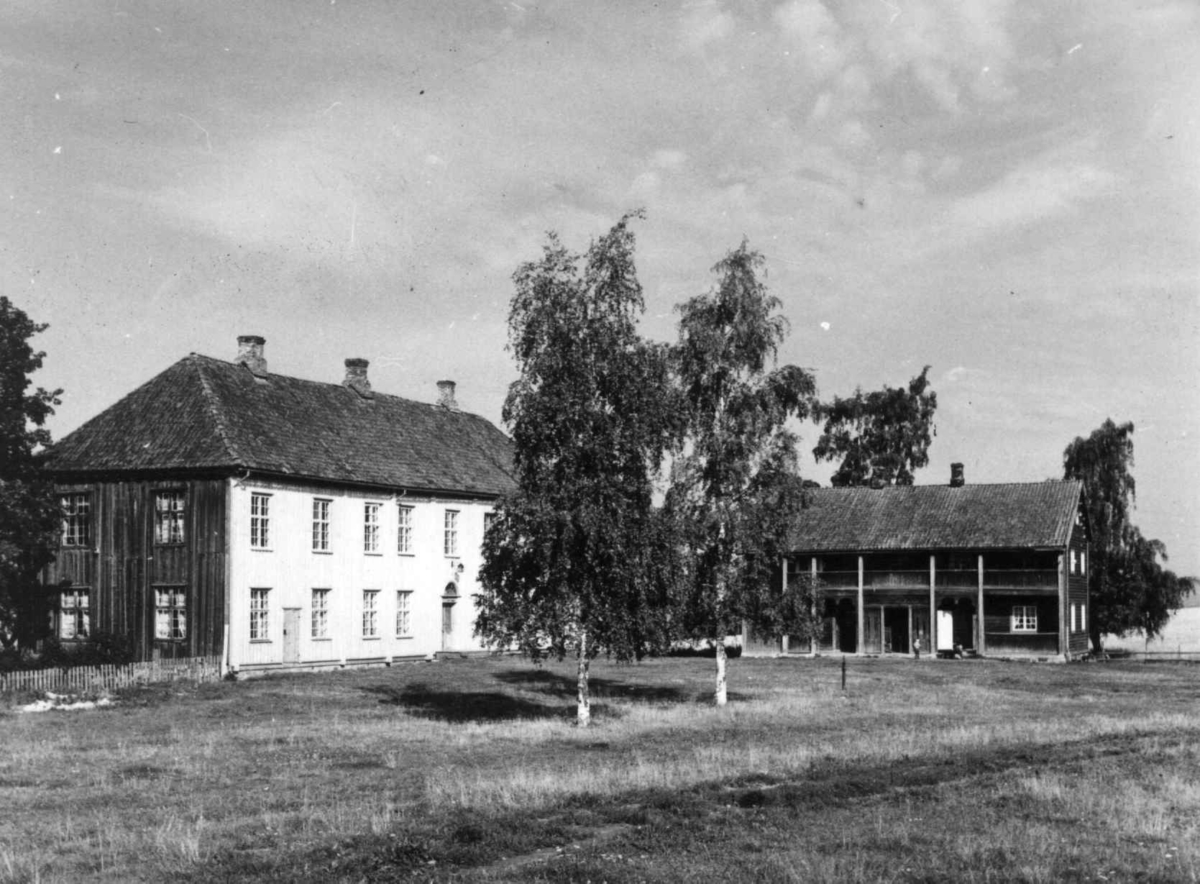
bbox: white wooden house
[42,336,515,674]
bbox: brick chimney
[235,335,268,377]
[436,380,458,410]
[343,358,374,399]
[950,462,965,487]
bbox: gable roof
[789,481,1083,552]
[44,354,516,497]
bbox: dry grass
[1,656,1197,882]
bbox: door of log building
[865,605,930,654]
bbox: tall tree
[0,297,63,650]
[667,242,819,706]
[1063,419,1193,650]
[476,213,678,726]
[812,367,937,487]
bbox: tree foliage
[666,242,819,705]
[0,297,63,651]
[1063,419,1193,650]
[476,213,679,725]
[812,366,937,487]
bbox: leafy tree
[812,366,937,487]
[0,297,63,651]
[667,242,819,706]
[476,213,679,726]
[1063,419,1193,650]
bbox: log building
[747,465,1090,661]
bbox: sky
[3,1,1198,575]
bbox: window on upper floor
[312,499,331,552]
[364,503,381,554]
[154,491,186,545]
[154,587,187,640]
[250,494,271,549]
[397,505,414,555]
[59,587,90,640]
[61,493,91,547]
[1080,550,1087,576]
[444,509,459,557]
[311,588,330,639]
[1011,605,1038,633]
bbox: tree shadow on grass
[362,682,572,723]
[492,667,751,705]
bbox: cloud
[947,155,1116,232]
[680,1,736,53]
[774,0,848,81]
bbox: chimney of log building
[235,335,268,377]
[436,380,458,410]
[343,358,374,399]
[950,462,965,487]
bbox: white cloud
[774,0,847,81]
[947,158,1116,232]
[680,1,736,53]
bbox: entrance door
[937,610,955,651]
[883,606,910,654]
[283,608,301,664]
[441,603,454,650]
[865,608,882,654]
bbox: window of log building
[154,491,186,544]
[61,493,91,547]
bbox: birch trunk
[576,629,591,727]
[714,638,728,706]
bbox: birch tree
[812,367,937,487]
[667,242,819,706]
[1063,419,1194,651]
[476,213,678,726]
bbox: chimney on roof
[235,335,268,377]
[343,358,374,399]
[950,462,965,487]
[436,380,458,410]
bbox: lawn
[1,655,1197,883]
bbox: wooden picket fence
[0,656,223,695]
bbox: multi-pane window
[250,494,271,549]
[396,590,413,637]
[362,590,379,638]
[312,589,330,639]
[250,588,270,640]
[59,588,90,639]
[1081,604,1087,632]
[1080,550,1087,575]
[1011,605,1038,632]
[155,587,187,640]
[154,491,186,544]
[397,505,414,554]
[312,499,331,552]
[61,493,91,547]
[444,510,459,557]
[364,503,381,553]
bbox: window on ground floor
[311,588,330,639]
[1011,605,1038,633]
[154,587,187,640]
[59,588,90,639]
[362,590,379,638]
[250,588,270,640]
[396,590,412,637]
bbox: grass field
[2,655,1197,883]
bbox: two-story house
[42,336,515,674]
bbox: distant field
[1105,607,1200,654]
[1,656,1198,883]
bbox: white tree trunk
[576,629,591,727]
[714,638,728,706]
